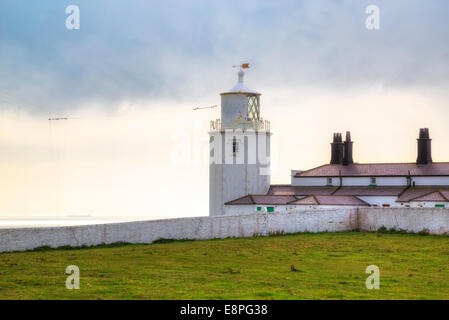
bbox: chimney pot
[330,132,344,164]
[343,131,354,166]
[417,128,432,165]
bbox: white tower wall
[209,69,271,216]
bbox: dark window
[232,137,238,155]
[370,177,377,185]
[327,177,332,185]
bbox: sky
[0,1,449,219]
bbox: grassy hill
[1,232,449,299]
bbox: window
[435,204,445,208]
[256,206,262,211]
[370,177,377,185]
[327,177,332,185]
[382,204,390,208]
[266,206,274,213]
[247,95,260,121]
[232,137,238,156]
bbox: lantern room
[219,70,261,129]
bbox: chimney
[343,131,354,166]
[416,128,432,165]
[330,133,343,164]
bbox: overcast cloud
[1,0,448,113]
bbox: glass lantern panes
[247,95,260,122]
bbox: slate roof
[412,192,447,202]
[225,194,368,206]
[397,187,449,202]
[268,185,406,196]
[290,195,370,206]
[267,185,337,196]
[225,195,297,205]
[290,196,319,205]
[333,186,406,196]
[294,163,449,177]
[227,185,449,206]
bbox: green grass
[1,232,449,299]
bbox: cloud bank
[0,0,448,114]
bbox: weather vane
[232,63,250,70]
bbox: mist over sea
[0,214,190,229]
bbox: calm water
[0,215,181,229]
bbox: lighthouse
[209,66,271,216]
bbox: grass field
[1,232,449,299]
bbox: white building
[210,70,449,216]
[209,67,271,216]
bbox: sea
[0,214,183,229]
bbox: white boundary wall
[357,208,449,234]
[2,208,449,252]
[0,209,356,252]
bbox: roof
[267,185,337,196]
[225,194,368,206]
[397,187,449,202]
[290,195,369,206]
[333,186,406,196]
[294,163,449,177]
[268,185,406,196]
[221,70,260,95]
[225,195,297,205]
[290,196,319,205]
[412,191,447,202]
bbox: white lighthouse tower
[209,66,271,216]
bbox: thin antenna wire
[193,105,218,111]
